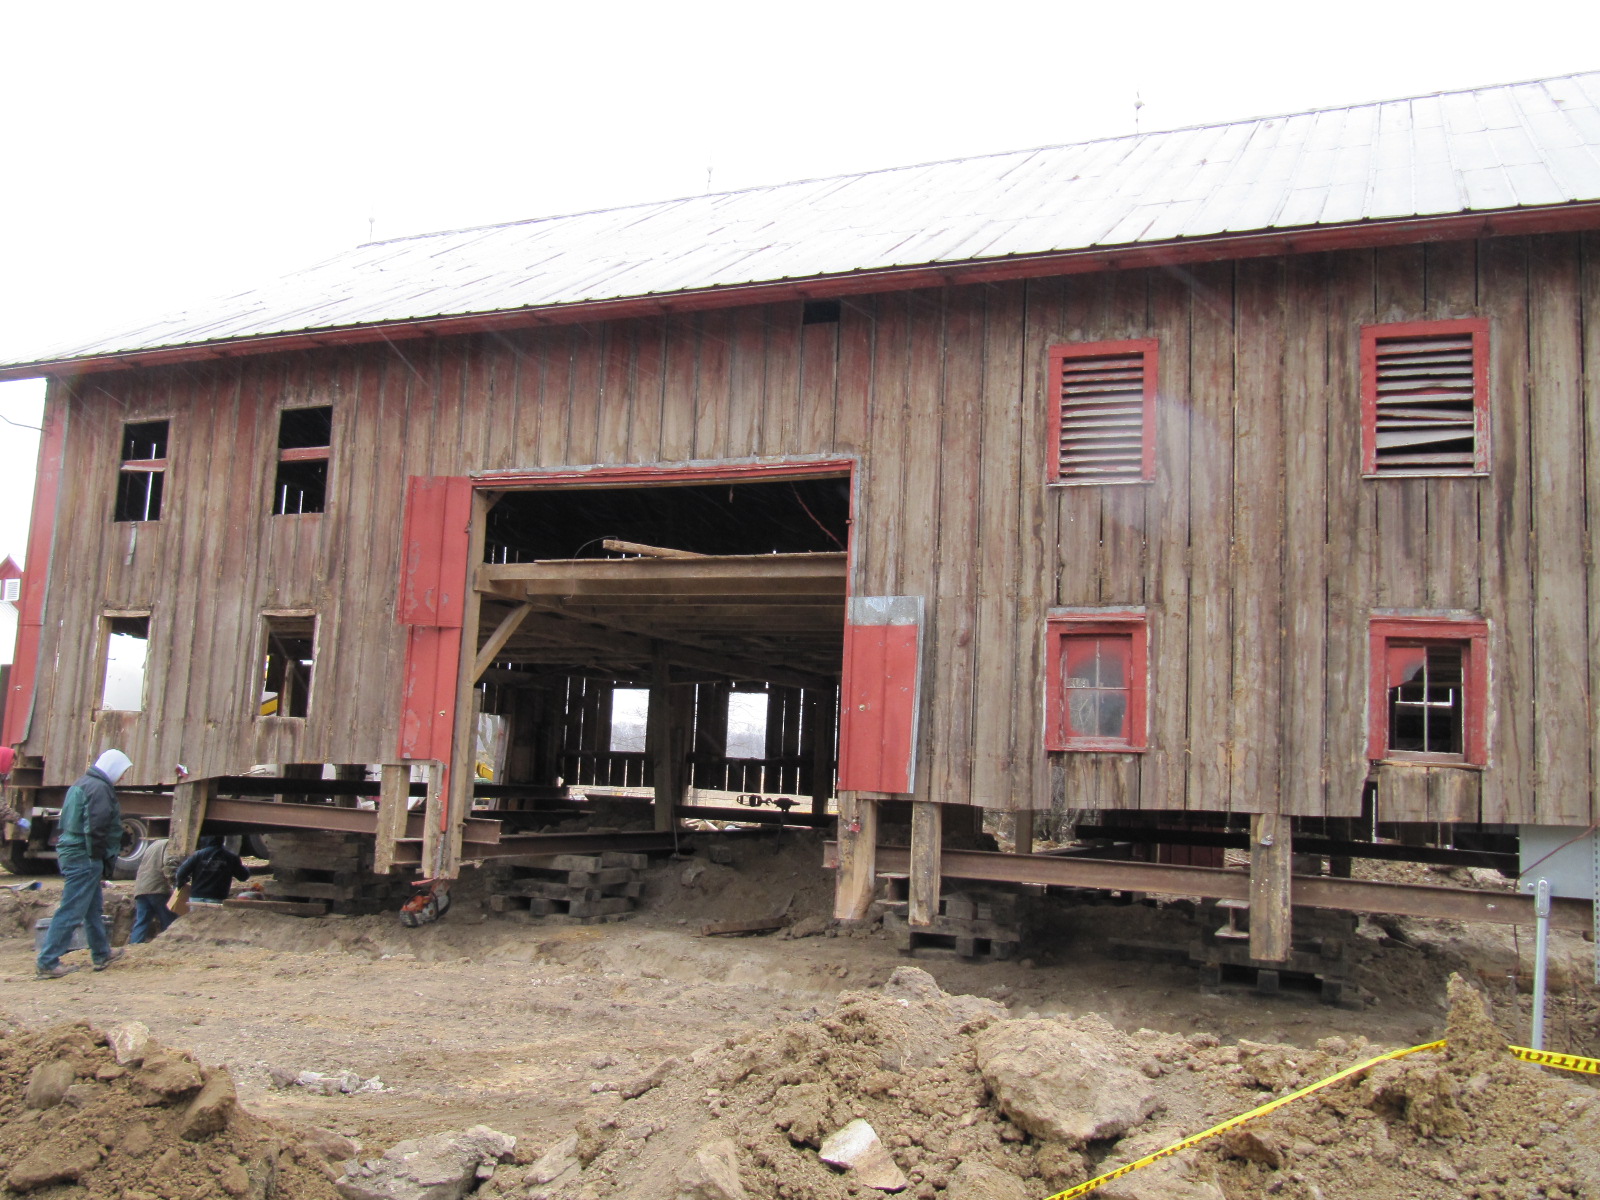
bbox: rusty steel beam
[824,844,1591,931]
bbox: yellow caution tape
[1508,1045,1600,1075]
[1047,1037,1600,1199]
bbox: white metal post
[1531,878,1551,1051]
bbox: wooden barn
[5,72,1600,953]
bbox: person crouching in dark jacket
[174,836,250,904]
[36,749,131,979]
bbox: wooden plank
[727,304,767,456]
[1012,809,1034,855]
[1428,767,1481,824]
[762,303,802,458]
[1585,233,1600,832]
[1324,249,1379,819]
[694,309,732,460]
[170,776,216,859]
[908,801,942,927]
[473,604,534,682]
[1248,812,1292,962]
[373,763,411,875]
[1479,238,1534,824]
[1377,762,1431,822]
[1279,255,1331,816]
[222,898,329,917]
[833,792,878,921]
[700,916,786,937]
[799,316,839,454]
[441,490,490,877]
[1527,235,1590,825]
[1230,258,1287,815]
[600,539,705,559]
[1185,263,1237,812]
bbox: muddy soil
[0,829,1593,1197]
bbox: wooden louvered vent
[1051,340,1156,483]
[1363,320,1487,476]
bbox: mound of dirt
[0,1018,351,1199]
[483,969,1600,1200]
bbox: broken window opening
[259,614,316,719]
[802,299,841,325]
[101,614,150,712]
[609,687,649,754]
[726,689,770,760]
[272,406,332,515]
[113,420,169,522]
[1387,642,1465,758]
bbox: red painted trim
[1367,616,1489,765]
[838,621,920,793]
[2,399,67,748]
[8,204,1598,383]
[118,457,167,472]
[1047,339,1159,484]
[277,446,330,463]
[397,476,474,627]
[475,457,855,490]
[1045,612,1149,751]
[1360,318,1491,476]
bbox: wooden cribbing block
[700,917,786,937]
[223,898,328,917]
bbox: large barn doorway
[465,471,850,829]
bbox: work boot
[34,964,77,980]
[92,949,126,972]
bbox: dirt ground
[0,828,1595,1197]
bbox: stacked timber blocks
[262,832,413,916]
[487,852,648,925]
[881,888,1024,962]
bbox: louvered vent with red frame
[1361,319,1489,476]
[1048,340,1158,484]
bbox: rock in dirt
[304,1126,363,1164]
[1220,1127,1284,1168]
[338,1124,515,1200]
[974,1019,1159,1145]
[135,1051,205,1098]
[943,1160,1029,1200]
[882,965,944,1003]
[181,1068,238,1139]
[108,1019,154,1065]
[818,1119,909,1192]
[524,1133,581,1191]
[22,1059,75,1109]
[786,915,829,939]
[621,1056,679,1099]
[5,1138,102,1192]
[674,1135,747,1199]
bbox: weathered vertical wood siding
[21,234,1599,825]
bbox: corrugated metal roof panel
[13,70,1600,369]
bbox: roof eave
[8,201,1600,383]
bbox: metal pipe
[1532,878,1551,1051]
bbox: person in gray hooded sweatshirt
[35,749,131,979]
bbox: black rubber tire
[113,816,152,880]
[2,839,58,876]
[242,833,273,861]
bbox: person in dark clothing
[173,836,250,904]
[36,749,130,979]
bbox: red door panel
[838,596,923,794]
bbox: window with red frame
[1049,340,1158,484]
[1361,318,1489,476]
[1046,614,1147,750]
[1367,617,1488,765]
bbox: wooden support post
[333,763,365,808]
[649,644,689,831]
[908,801,942,927]
[809,685,836,821]
[419,762,446,875]
[1249,812,1293,962]
[169,777,216,859]
[373,764,410,875]
[833,791,878,920]
[1013,809,1035,855]
[472,602,534,683]
[443,490,491,878]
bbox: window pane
[1387,641,1464,755]
[1060,633,1133,742]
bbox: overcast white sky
[1,0,1595,574]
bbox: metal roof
[13,71,1600,373]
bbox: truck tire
[2,839,58,876]
[113,816,152,880]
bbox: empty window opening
[1362,320,1488,476]
[260,614,316,718]
[802,299,841,325]
[101,615,150,711]
[609,688,649,753]
[726,690,770,760]
[1386,643,1465,757]
[114,420,169,522]
[272,406,332,515]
